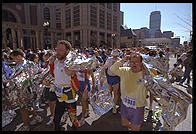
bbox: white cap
[111,50,119,56]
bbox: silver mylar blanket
[2,110,17,128]
[141,54,192,130]
[88,66,113,116]
[63,52,99,71]
[2,60,52,127]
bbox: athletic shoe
[30,115,43,126]
[46,116,54,126]
[60,112,68,125]
[79,117,85,127]
[112,105,117,114]
[17,125,30,131]
[84,109,90,117]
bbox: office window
[107,12,112,30]
[56,23,61,29]
[56,8,61,21]
[73,6,80,26]
[65,9,71,28]
[99,9,105,29]
[90,5,97,27]
[113,3,117,12]
[99,3,105,7]
[44,7,50,20]
[107,3,112,9]
[113,15,117,31]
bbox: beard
[57,52,67,61]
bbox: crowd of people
[2,40,193,131]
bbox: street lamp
[112,34,116,48]
[139,40,141,47]
[43,21,50,49]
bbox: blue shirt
[2,61,12,79]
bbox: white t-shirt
[54,59,78,103]
[105,57,121,76]
[54,59,71,86]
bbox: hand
[122,55,130,63]
[43,79,50,86]
[49,55,56,64]
[64,67,76,76]
[39,68,44,73]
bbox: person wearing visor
[104,50,121,114]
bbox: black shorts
[43,87,57,101]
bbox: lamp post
[112,33,116,49]
[43,21,50,49]
[139,40,141,47]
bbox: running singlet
[51,59,79,103]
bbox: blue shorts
[79,81,91,93]
[106,69,120,85]
[120,102,144,125]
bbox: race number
[123,96,136,109]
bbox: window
[107,3,112,9]
[56,23,61,29]
[44,7,50,20]
[113,15,117,31]
[99,3,105,7]
[73,6,80,26]
[56,8,61,29]
[2,10,17,22]
[66,32,71,42]
[113,3,117,12]
[65,9,71,28]
[107,12,112,30]
[90,5,97,27]
[99,9,105,29]
[56,8,61,21]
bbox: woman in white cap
[104,50,121,113]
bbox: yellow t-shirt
[110,61,148,108]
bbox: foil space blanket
[141,54,192,130]
[2,52,192,129]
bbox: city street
[2,55,192,131]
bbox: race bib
[123,96,136,109]
[55,84,75,101]
[55,84,63,97]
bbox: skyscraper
[149,11,161,38]
[120,11,124,25]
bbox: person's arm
[88,70,96,94]
[64,67,76,76]
[110,55,130,76]
[104,58,109,69]
[49,55,56,65]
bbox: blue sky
[120,3,192,44]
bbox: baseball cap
[111,50,119,56]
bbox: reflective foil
[89,67,113,116]
[63,52,99,71]
[2,110,17,128]
[4,59,44,109]
[142,54,192,130]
